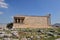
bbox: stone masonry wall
[13,16,51,28]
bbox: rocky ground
[0,28,60,40]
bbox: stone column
[17,19,18,23]
[20,19,22,23]
[46,14,51,26]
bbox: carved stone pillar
[14,19,17,23]
[20,19,22,23]
[17,19,18,23]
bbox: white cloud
[0,0,4,2]
[0,12,3,14]
[0,0,8,8]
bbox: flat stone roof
[14,15,49,17]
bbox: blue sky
[0,0,60,24]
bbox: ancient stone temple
[13,14,51,28]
